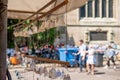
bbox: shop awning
[8,0,88,19]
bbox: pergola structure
[0,0,87,79]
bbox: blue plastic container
[58,48,78,66]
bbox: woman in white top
[86,45,95,75]
[86,44,103,75]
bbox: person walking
[73,40,87,72]
[86,45,95,75]
[104,45,116,69]
[86,44,104,75]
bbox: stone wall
[62,0,120,45]
[67,26,120,45]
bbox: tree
[0,0,7,79]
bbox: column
[85,2,88,18]
[93,0,95,18]
[0,0,7,80]
[118,0,120,24]
[100,0,102,18]
[106,0,109,18]
[113,0,115,18]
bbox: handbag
[39,66,44,75]
[63,74,71,80]
[43,67,48,77]
[35,66,39,74]
[56,69,61,77]
[49,68,56,79]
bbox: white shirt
[88,48,95,56]
[78,44,87,56]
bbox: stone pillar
[93,0,95,18]
[85,2,88,18]
[0,0,7,80]
[113,0,116,18]
[106,0,109,18]
[118,0,120,24]
[100,0,102,18]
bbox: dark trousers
[79,56,86,72]
[107,56,116,66]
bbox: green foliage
[7,19,23,48]
[30,27,57,47]
[7,19,57,48]
[7,19,16,48]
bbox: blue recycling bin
[58,48,78,66]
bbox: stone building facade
[58,0,120,46]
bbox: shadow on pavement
[95,72,105,75]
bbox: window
[95,0,100,17]
[88,0,93,17]
[80,5,86,17]
[79,0,114,18]
[90,31,107,41]
[102,0,106,17]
